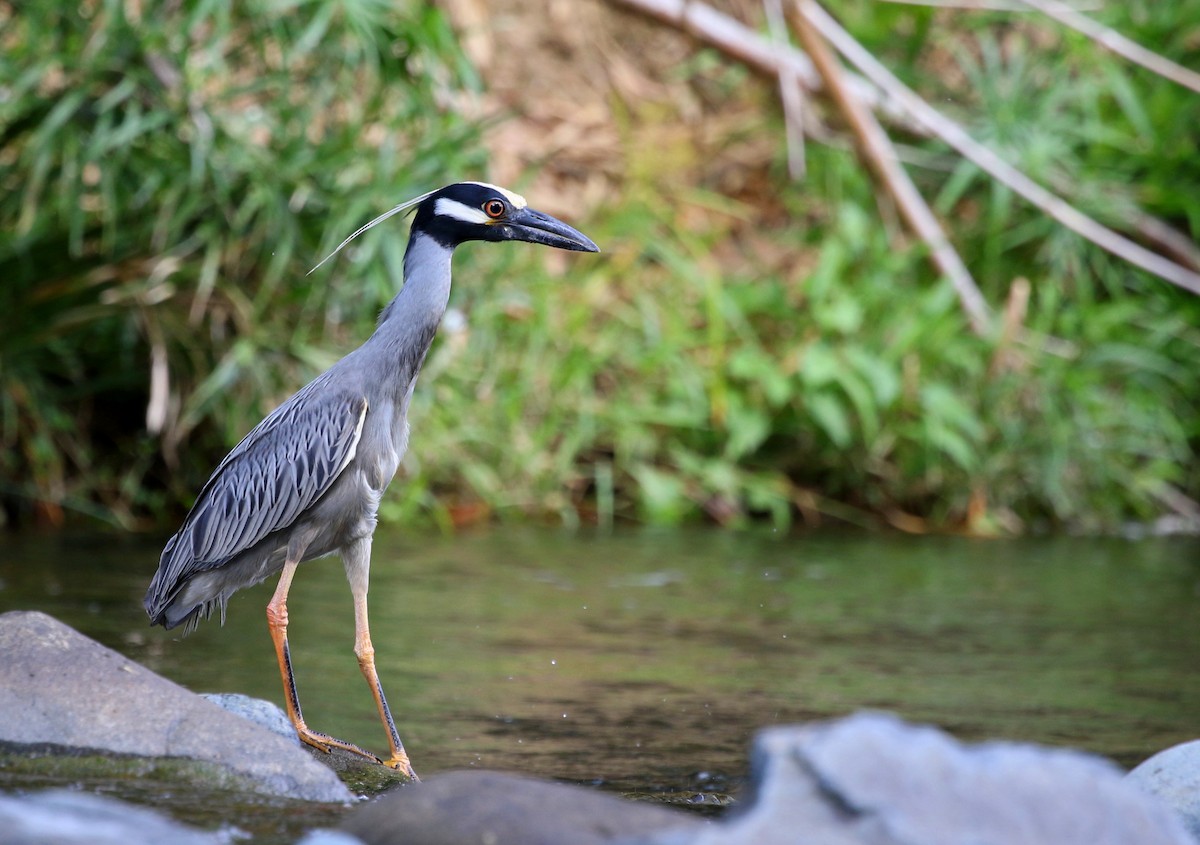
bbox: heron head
[416,182,600,253]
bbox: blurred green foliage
[0,0,483,524]
[1,0,1197,532]
[408,141,1197,533]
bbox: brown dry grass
[439,0,787,231]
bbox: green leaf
[806,391,852,448]
[837,368,880,444]
[724,395,772,460]
[630,463,691,525]
[845,346,900,406]
[814,293,864,335]
[926,423,978,472]
[799,341,840,389]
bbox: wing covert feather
[151,388,368,597]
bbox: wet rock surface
[0,610,352,803]
[201,692,302,746]
[0,790,223,845]
[200,692,414,793]
[1128,739,1200,842]
[338,769,705,845]
[660,713,1195,845]
[321,714,1194,845]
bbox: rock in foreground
[672,713,1194,845]
[1128,739,1200,841]
[0,610,351,803]
[339,770,705,845]
[330,714,1194,845]
[0,790,222,845]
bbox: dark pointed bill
[506,207,600,253]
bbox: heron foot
[382,751,419,782]
[296,725,383,765]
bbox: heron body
[145,182,598,777]
[146,232,447,632]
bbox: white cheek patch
[463,181,527,209]
[435,197,492,225]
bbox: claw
[382,752,419,781]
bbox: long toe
[297,729,334,754]
[298,726,384,765]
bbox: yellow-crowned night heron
[145,182,599,778]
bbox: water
[1,526,1198,840]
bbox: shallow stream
[1,526,1197,841]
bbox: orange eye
[483,199,506,219]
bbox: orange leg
[266,555,383,765]
[345,537,418,780]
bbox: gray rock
[199,692,414,793]
[339,770,706,845]
[1128,739,1200,841]
[296,831,369,845]
[661,712,1193,845]
[0,790,223,845]
[201,692,301,746]
[300,742,417,795]
[0,610,351,803]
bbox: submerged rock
[0,610,351,803]
[337,769,706,845]
[661,712,1194,845]
[1128,739,1200,841]
[0,790,223,845]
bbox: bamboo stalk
[790,3,992,334]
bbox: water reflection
[2,526,1198,801]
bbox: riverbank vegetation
[2,1,1197,533]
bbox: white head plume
[308,187,439,276]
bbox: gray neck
[364,231,454,383]
[394,231,454,326]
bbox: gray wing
[145,383,368,618]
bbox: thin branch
[881,0,1200,269]
[799,0,1200,297]
[1149,483,1200,524]
[1127,210,1200,273]
[764,0,807,179]
[609,0,1200,292]
[878,0,1100,10]
[791,3,992,334]
[1016,0,1200,95]
[606,0,920,129]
